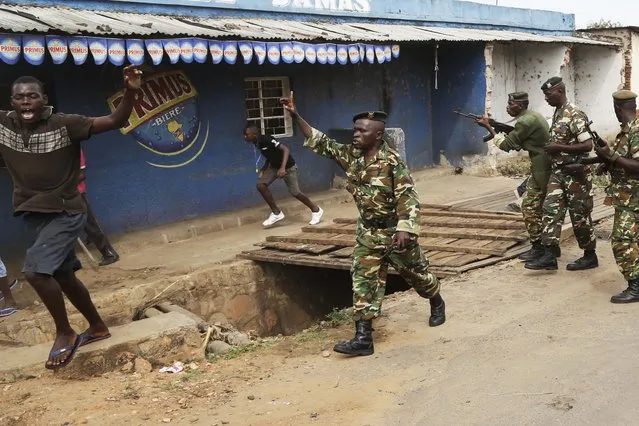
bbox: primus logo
[109,71,197,135]
[272,0,371,13]
[108,70,209,168]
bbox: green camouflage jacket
[304,128,420,236]
[549,102,592,166]
[607,119,639,209]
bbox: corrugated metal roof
[0,4,613,46]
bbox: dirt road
[3,221,638,425]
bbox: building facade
[0,0,620,253]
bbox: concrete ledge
[0,312,200,383]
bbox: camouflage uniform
[540,102,596,250]
[606,119,639,280]
[492,108,551,244]
[304,128,440,320]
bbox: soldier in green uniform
[280,92,445,357]
[476,92,551,260]
[593,90,639,303]
[525,77,598,271]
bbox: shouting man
[281,92,445,356]
[476,92,551,260]
[0,66,141,370]
[244,123,323,227]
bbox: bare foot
[45,332,81,370]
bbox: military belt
[361,218,398,230]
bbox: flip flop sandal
[0,279,19,302]
[45,335,84,371]
[79,330,112,347]
[0,307,18,318]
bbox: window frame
[244,76,293,138]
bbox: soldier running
[476,92,551,261]
[525,76,598,271]
[594,90,639,303]
[280,91,445,357]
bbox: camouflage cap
[353,111,388,123]
[508,92,529,102]
[612,89,637,102]
[541,76,563,91]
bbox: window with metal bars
[244,76,292,137]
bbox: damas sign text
[272,0,371,13]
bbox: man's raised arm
[91,66,143,135]
[280,91,350,165]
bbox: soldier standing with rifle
[280,91,445,357]
[525,77,598,271]
[475,92,551,261]
[593,90,639,303]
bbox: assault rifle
[559,121,608,176]
[453,110,515,142]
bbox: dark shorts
[258,165,301,196]
[22,212,87,276]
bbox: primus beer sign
[108,70,210,168]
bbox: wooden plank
[239,250,458,278]
[328,247,354,258]
[453,244,530,273]
[256,242,341,255]
[421,218,525,231]
[424,203,522,217]
[267,233,508,256]
[421,209,526,222]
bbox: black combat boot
[550,244,561,258]
[333,320,374,356]
[99,246,120,267]
[610,279,639,304]
[524,245,558,270]
[518,242,545,261]
[429,294,446,327]
[566,249,598,271]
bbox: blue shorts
[22,212,87,276]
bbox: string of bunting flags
[0,34,401,66]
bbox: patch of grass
[207,343,265,362]
[180,369,203,382]
[496,157,530,177]
[325,308,354,327]
[295,330,325,343]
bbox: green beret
[353,111,388,123]
[541,76,563,91]
[613,89,637,102]
[508,92,529,102]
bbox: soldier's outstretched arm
[492,115,537,152]
[281,91,350,167]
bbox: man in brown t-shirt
[0,66,142,370]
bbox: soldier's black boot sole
[611,280,639,303]
[566,254,598,271]
[333,319,374,356]
[333,342,374,356]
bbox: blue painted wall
[432,42,488,166]
[0,44,441,254]
[3,0,575,34]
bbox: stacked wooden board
[239,203,531,279]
